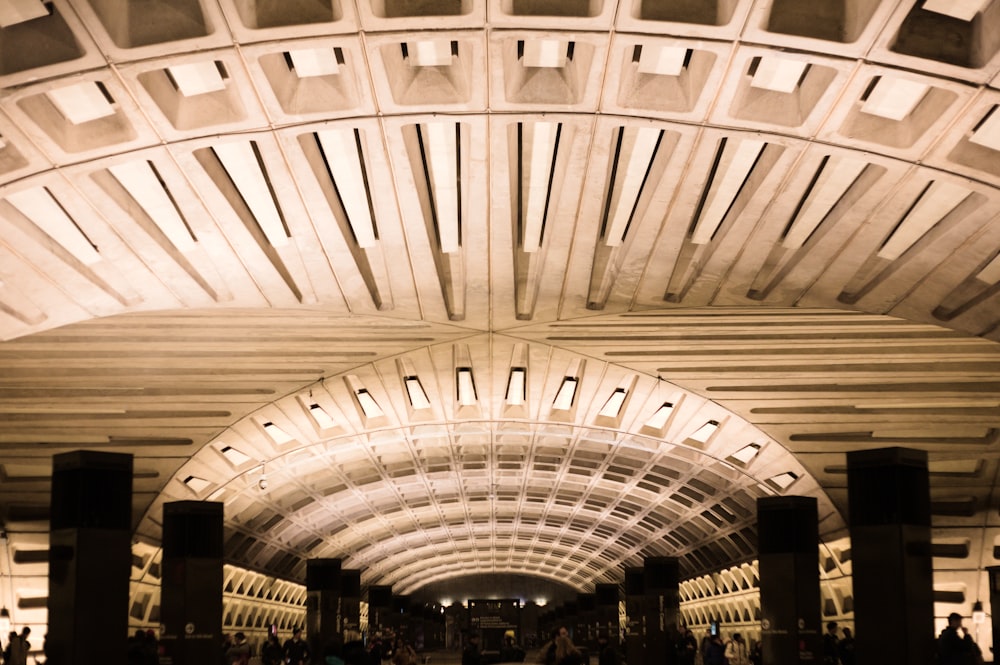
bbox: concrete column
[644,557,679,665]
[159,500,224,665]
[757,496,821,665]
[847,447,934,665]
[47,450,133,665]
[307,558,342,658]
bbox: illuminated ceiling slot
[108,161,196,251]
[598,388,628,418]
[418,122,461,253]
[782,156,868,249]
[315,128,377,248]
[404,39,457,67]
[457,368,478,406]
[690,138,767,245]
[520,39,570,68]
[687,420,720,443]
[645,402,674,430]
[506,368,526,406]
[636,44,689,76]
[309,403,337,429]
[262,421,292,444]
[404,376,432,410]
[750,56,809,94]
[166,61,227,97]
[729,443,762,465]
[602,126,663,247]
[220,445,252,466]
[286,47,343,77]
[977,254,1000,283]
[860,76,930,121]
[0,0,48,27]
[519,122,561,253]
[46,81,116,125]
[878,181,971,260]
[6,187,101,265]
[970,106,1000,151]
[923,0,991,21]
[552,360,582,411]
[767,471,799,491]
[354,387,384,418]
[183,475,211,493]
[211,141,290,247]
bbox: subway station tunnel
[1,0,1000,660]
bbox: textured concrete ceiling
[0,0,999,601]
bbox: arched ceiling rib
[0,0,1000,599]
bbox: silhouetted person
[463,633,482,665]
[938,613,982,665]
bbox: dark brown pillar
[644,557,679,665]
[847,447,934,665]
[367,585,392,636]
[576,593,596,653]
[986,567,1000,658]
[47,451,133,665]
[307,558,342,658]
[624,567,644,665]
[341,569,362,636]
[757,496,821,665]
[596,584,620,648]
[159,501,224,665]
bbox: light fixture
[308,403,337,430]
[688,419,720,443]
[505,368,526,406]
[457,368,477,406]
[973,600,986,624]
[644,402,675,430]
[262,421,293,445]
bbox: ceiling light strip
[46,81,116,125]
[287,48,341,77]
[0,0,49,27]
[166,61,227,97]
[603,127,662,247]
[690,139,767,245]
[520,122,561,253]
[421,122,461,253]
[969,105,1000,151]
[315,128,378,248]
[644,402,674,430]
[782,156,868,249]
[108,161,197,251]
[977,254,1000,283]
[750,57,809,94]
[457,368,478,406]
[6,187,101,265]
[878,181,971,260]
[861,76,929,121]
[212,141,290,248]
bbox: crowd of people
[1,611,989,665]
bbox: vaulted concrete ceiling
[1,0,999,597]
